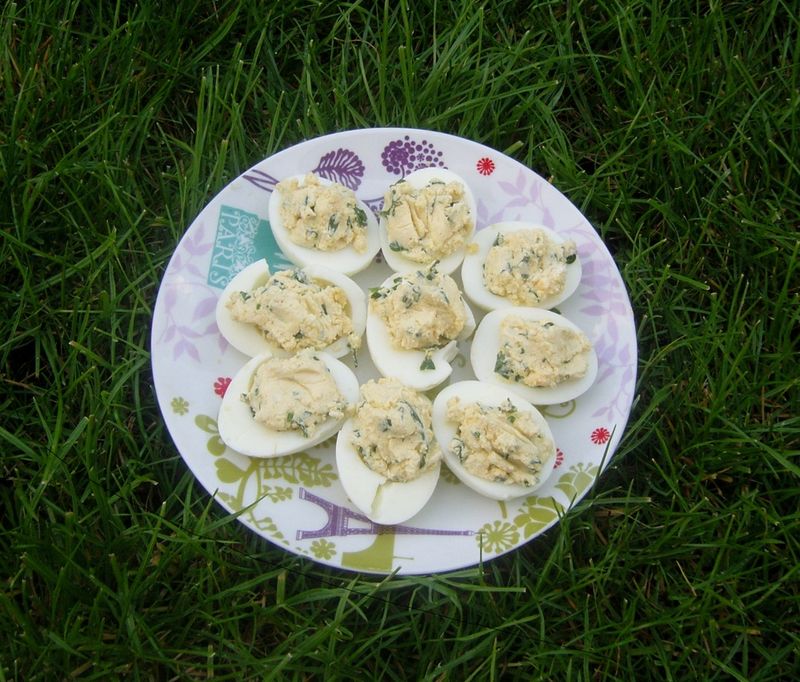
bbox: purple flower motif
[243,168,278,193]
[158,299,219,363]
[476,199,508,230]
[192,296,217,321]
[179,222,212,257]
[155,221,228,363]
[313,148,364,190]
[560,222,637,421]
[496,169,555,227]
[363,197,385,214]
[173,337,201,362]
[381,136,445,177]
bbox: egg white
[461,221,583,312]
[471,307,598,405]
[268,173,381,275]
[215,259,367,359]
[365,272,476,391]
[217,351,359,459]
[431,380,556,501]
[335,418,441,525]
[379,167,477,275]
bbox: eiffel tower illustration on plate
[297,488,474,572]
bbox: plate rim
[150,126,639,575]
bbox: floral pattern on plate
[151,128,637,575]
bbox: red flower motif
[214,377,232,397]
[476,157,495,176]
[554,448,565,468]
[590,427,611,445]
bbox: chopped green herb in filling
[483,228,577,306]
[382,179,473,262]
[276,173,369,253]
[244,350,350,438]
[495,315,592,388]
[370,264,466,352]
[350,378,441,482]
[227,268,360,353]
[446,396,554,486]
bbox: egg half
[268,173,381,275]
[461,221,582,312]
[215,259,366,359]
[366,272,476,391]
[217,351,359,458]
[431,380,557,500]
[379,167,477,275]
[335,419,441,525]
[471,307,598,405]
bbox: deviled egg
[366,263,475,391]
[335,378,441,525]
[218,349,359,458]
[268,172,381,275]
[432,380,556,500]
[461,221,582,311]
[471,308,598,405]
[215,259,366,359]
[379,167,477,274]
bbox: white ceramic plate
[151,128,637,575]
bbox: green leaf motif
[216,491,242,512]
[254,516,284,541]
[263,485,293,503]
[260,452,337,487]
[194,415,219,434]
[216,457,248,483]
[262,459,299,484]
[310,539,337,560]
[555,463,600,501]
[206,436,226,456]
[309,435,337,451]
[476,520,520,553]
[194,414,227,456]
[513,496,564,539]
[341,534,396,572]
[171,397,189,415]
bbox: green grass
[2,0,798,678]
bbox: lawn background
[1,0,798,679]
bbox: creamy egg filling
[244,351,349,437]
[276,173,369,253]
[226,268,359,353]
[370,264,466,354]
[446,397,553,486]
[483,229,577,305]
[350,378,441,482]
[381,179,473,262]
[494,315,591,388]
